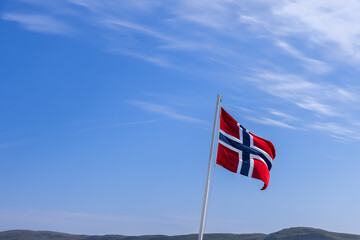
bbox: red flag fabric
[216,108,276,190]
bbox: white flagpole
[198,94,222,240]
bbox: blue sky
[1,0,360,236]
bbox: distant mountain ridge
[0,227,359,240]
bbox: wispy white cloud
[10,0,360,66]
[106,48,172,68]
[124,52,169,67]
[238,1,360,59]
[127,100,205,124]
[247,117,296,129]
[2,13,73,34]
[102,19,171,42]
[238,14,265,28]
[171,0,243,32]
[266,108,298,122]
[5,0,360,142]
[273,0,360,62]
[308,122,360,141]
[228,104,254,113]
[101,19,204,51]
[235,1,360,65]
[247,71,357,116]
[67,0,160,13]
[275,40,331,74]
[67,0,100,12]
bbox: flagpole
[198,94,222,240]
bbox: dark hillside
[263,227,359,240]
[0,227,358,240]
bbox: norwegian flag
[216,108,276,190]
